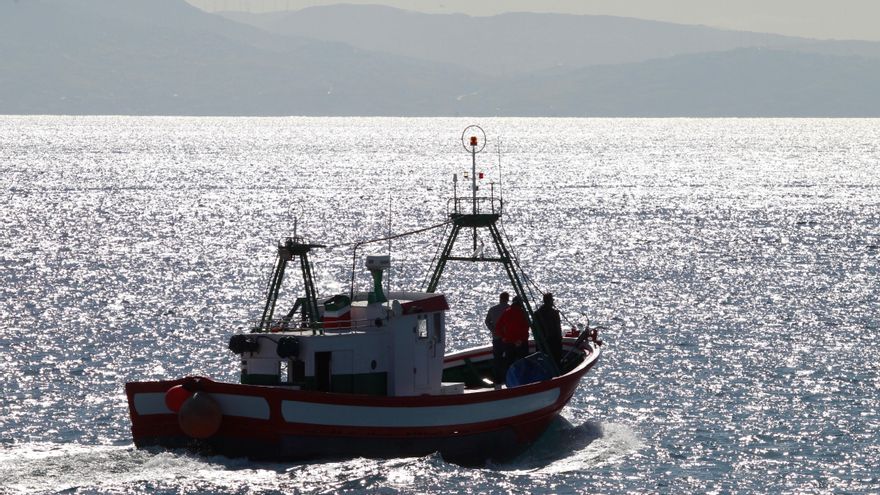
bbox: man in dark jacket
[534,293,562,367]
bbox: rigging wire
[327,217,454,251]
[344,217,456,300]
[498,218,587,331]
[498,220,539,301]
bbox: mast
[425,126,558,374]
[470,131,478,252]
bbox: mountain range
[2,0,880,116]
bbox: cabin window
[418,317,428,339]
[279,360,289,383]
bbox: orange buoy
[178,392,222,439]
[164,385,192,413]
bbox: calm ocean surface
[0,117,878,494]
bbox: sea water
[0,117,878,494]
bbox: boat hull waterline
[126,340,600,463]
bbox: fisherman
[534,292,563,367]
[484,291,510,387]
[495,295,530,382]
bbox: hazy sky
[186,0,880,41]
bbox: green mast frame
[257,237,325,333]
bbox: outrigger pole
[425,126,558,374]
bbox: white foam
[490,420,645,475]
[536,422,645,475]
[0,443,284,494]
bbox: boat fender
[178,392,223,439]
[164,384,192,413]
[228,334,259,354]
[276,336,300,359]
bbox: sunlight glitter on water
[1,117,879,493]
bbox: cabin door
[315,352,331,392]
[414,317,430,389]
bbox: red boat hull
[126,341,599,464]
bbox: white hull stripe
[213,393,271,420]
[133,393,270,420]
[133,393,172,415]
[281,388,560,427]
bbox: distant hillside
[0,0,485,115]
[223,5,880,77]
[467,48,880,117]
[2,1,880,116]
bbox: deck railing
[447,196,503,216]
[251,316,383,335]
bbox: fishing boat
[125,127,603,465]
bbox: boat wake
[0,421,642,494]
[281,420,643,493]
[0,442,289,494]
[282,455,445,494]
[491,417,643,475]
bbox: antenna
[453,173,458,213]
[386,194,392,309]
[461,125,486,252]
[497,138,503,213]
[288,201,305,241]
